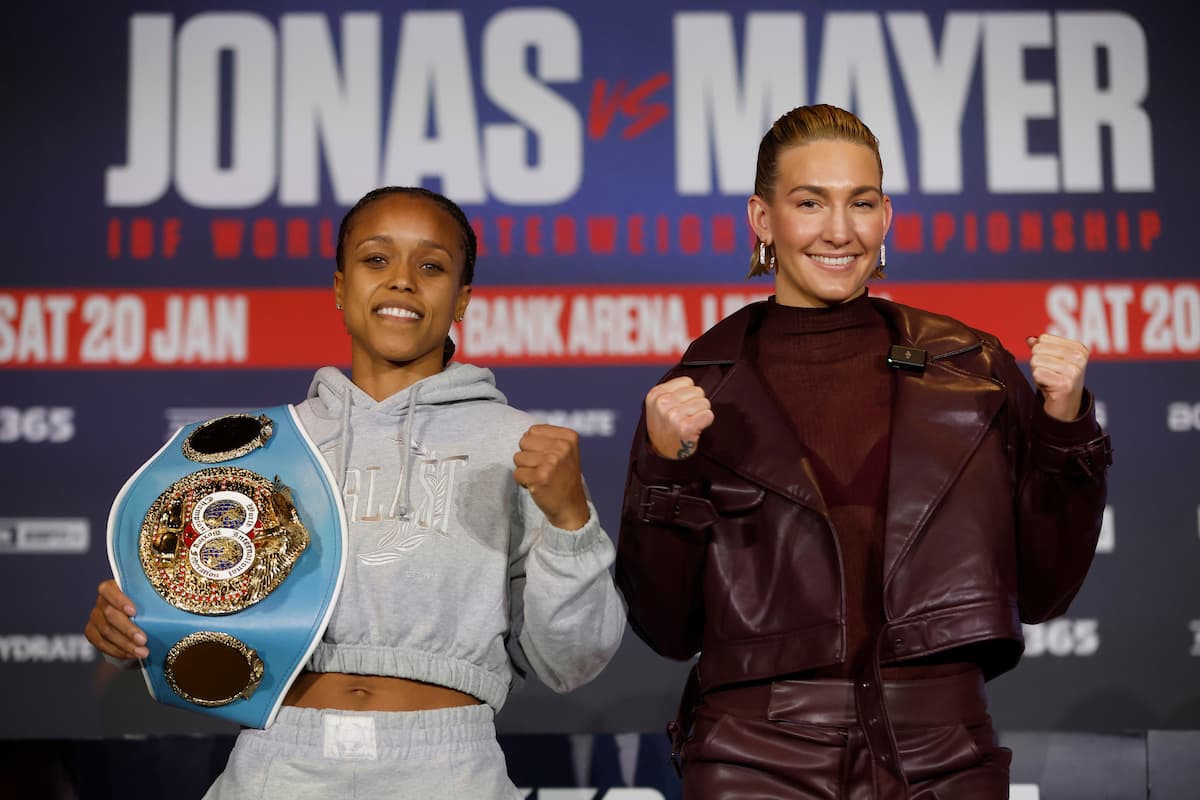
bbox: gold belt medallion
[182,413,274,463]
[139,466,310,615]
[164,631,265,706]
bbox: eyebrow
[786,184,882,198]
[355,235,454,257]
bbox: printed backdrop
[2,0,1198,754]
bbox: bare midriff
[283,672,481,712]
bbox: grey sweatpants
[202,704,523,799]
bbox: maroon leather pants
[679,669,1011,799]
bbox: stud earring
[335,303,342,310]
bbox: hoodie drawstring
[395,384,420,520]
[336,390,354,491]
[326,373,424,521]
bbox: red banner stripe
[1,280,1197,369]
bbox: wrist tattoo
[677,439,695,459]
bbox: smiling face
[334,193,471,391]
[747,139,892,308]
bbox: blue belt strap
[106,404,347,729]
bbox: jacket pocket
[896,722,984,783]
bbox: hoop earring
[872,243,887,279]
[758,241,777,271]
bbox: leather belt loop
[853,632,909,798]
[639,485,717,530]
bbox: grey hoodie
[295,364,624,711]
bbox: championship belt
[107,405,346,729]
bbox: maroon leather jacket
[616,298,1111,694]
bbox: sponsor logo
[527,409,618,438]
[1167,402,1200,432]
[0,518,89,554]
[0,634,96,663]
[0,406,75,443]
[1022,618,1100,657]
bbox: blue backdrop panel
[0,0,1198,751]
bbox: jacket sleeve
[997,346,1112,623]
[506,492,625,694]
[614,406,716,661]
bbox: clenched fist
[513,424,590,531]
[645,376,715,460]
[1026,333,1090,422]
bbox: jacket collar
[681,296,987,365]
[880,335,1006,587]
[682,300,824,512]
[869,299,1008,586]
[683,297,1007,587]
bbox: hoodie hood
[304,363,508,421]
[299,363,509,521]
